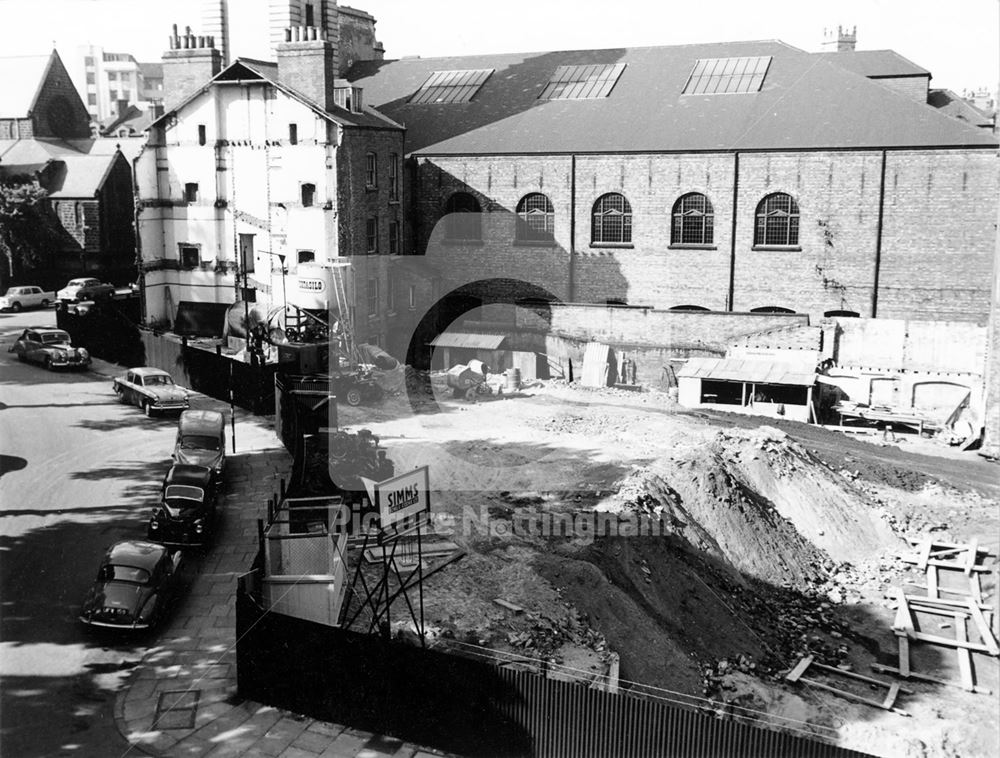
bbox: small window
[750,306,796,314]
[288,123,298,145]
[540,63,627,100]
[197,124,207,146]
[444,192,481,240]
[387,272,396,311]
[301,183,315,207]
[365,152,377,188]
[754,193,799,247]
[671,193,714,245]
[366,218,378,253]
[184,183,199,203]
[683,56,771,95]
[389,153,400,201]
[179,244,200,268]
[297,250,315,265]
[367,278,379,316]
[592,193,632,244]
[408,285,417,310]
[410,69,494,104]
[824,309,860,318]
[670,304,710,311]
[86,72,95,84]
[516,193,555,241]
[388,221,400,255]
[305,2,314,27]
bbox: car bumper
[50,358,91,368]
[152,400,190,411]
[78,615,151,630]
[148,525,206,547]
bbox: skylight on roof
[683,56,771,95]
[539,63,627,100]
[409,69,494,104]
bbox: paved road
[0,308,276,758]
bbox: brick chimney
[276,26,338,112]
[162,24,222,111]
[822,25,857,52]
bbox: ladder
[329,261,361,369]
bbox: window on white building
[179,244,200,269]
[184,183,199,203]
[301,183,315,207]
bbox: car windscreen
[180,435,220,451]
[165,485,205,502]
[41,332,70,344]
[143,375,174,386]
[103,565,151,584]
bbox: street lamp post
[277,253,287,317]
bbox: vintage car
[0,286,55,312]
[148,464,217,548]
[113,367,190,416]
[79,540,183,631]
[8,327,91,370]
[173,410,226,480]
[57,277,115,303]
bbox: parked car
[332,370,384,406]
[0,286,55,312]
[57,277,115,303]
[173,410,226,480]
[148,464,218,548]
[79,540,183,631]
[113,367,190,416]
[8,327,91,369]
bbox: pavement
[95,361,447,757]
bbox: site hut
[676,356,818,422]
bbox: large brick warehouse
[349,39,998,324]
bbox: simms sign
[377,466,430,529]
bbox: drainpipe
[569,154,576,302]
[727,152,740,311]
[131,150,146,323]
[872,150,887,318]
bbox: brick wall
[30,53,92,139]
[162,48,223,111]
[0,119,34,140]
[873,76,930,104]
[413,148,997,325]
[337,6,382,75]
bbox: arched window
[671,193,714,245]
[592,193,632,244]
[824,309,859,318]
[754,192,799,247]
[670,304,710,311]
[516,193,554,241]
[444,192,481,240]
[750,306,796,314]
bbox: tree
[0,180,63,289]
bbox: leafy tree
[0,180,64,289]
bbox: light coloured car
[113,367,190,416]
[8,327,91,370]
[0,286,55,312]
[57,277,115,303]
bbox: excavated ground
[337,376,999,758]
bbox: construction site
[282,359,998,758]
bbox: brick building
[0,50,137,288]
[135,23,403,347]
[348,40,998,327]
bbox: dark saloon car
[79,541,182,631]
[148,464,217,548]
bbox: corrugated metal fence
[235,575,875,758]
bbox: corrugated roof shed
[677,357,816,386]
[430,332,506,349]
[348,40,996,155]
[0,54,51,118]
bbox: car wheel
[40,299,50,308]
[346,388,363,406]
[143,400,154,417]
[44,356,53,370]
[11,302,21,313]
[114,386,125,403]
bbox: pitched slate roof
[45,153,121,198]
[348,40,996,155]
[814,50,930,79]
[150,58,403,132]
[0,54,52,118]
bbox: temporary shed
[677,357,817,422]
[430,331,508,372]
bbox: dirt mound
[602,427,902,585]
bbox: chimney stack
[162,23,222,110]
[822,25,857,53]
[276,27,338,112]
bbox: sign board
[377,466,430,531]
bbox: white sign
[377,466,430,529]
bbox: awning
[429,332,506,350]
[677,357,816,386]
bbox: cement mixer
[224,302,287,344]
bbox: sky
[0,0,997,96]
